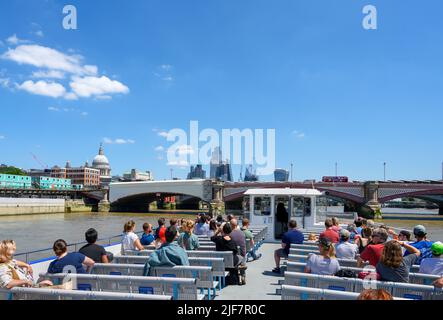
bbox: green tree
[0,166,27,176]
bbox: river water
[0,212,195,257]
[0,211,442,258]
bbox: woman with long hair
[304,237,340,275]
[376,240,421,283]
[121,220,144,254]
[177,220,200,251]
[0,240,53,289]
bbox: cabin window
[291,197,312,217]
[254,197,271,216]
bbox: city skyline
[1,1,443,181]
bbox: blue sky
[0,0,442,181]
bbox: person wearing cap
[304,237,341,275]
[376,240,421,283]
[404,225,434,265]
[357,228,389,267]
[335,229,359,260]
[419,242,443,276]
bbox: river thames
[0,211,442,257]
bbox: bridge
[109,179,224,212]
[109,179,443,216]
[224,181,443,216]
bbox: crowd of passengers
[0,213,261,290]
[272,217,443,290]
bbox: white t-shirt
[335,242,359,260]
[419,258,443,276]
[306,254,341,275]
[121,232,139,254]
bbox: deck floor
[215,243,283,300]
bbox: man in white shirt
[335,229,359,260]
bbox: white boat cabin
[243,188,324,242]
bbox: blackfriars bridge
[108,179,443,216]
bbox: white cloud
[0,78,11,89]
[158,131,170,138]
[32,70,65,79]
[6,34,30,45]
[69,76,129,98]
[160,64,172,71]
[48,106,60,112]
[103,138,135,145]
[34,30,44,38]
[17,80,66,98]
[167,160,190,167]
[80,112,88,116]
[2,45,97,76]
[0,135,5,140]
[155,146,165,152]
[293,130,306,139]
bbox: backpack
[335,269,357,278]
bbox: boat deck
[215,243,283,300]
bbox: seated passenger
[211,223,247,285]
[154,218,167,244]
[48,239,95,274]
[305,233,318,244]
[121,220,144,254]
[304,237,341,276]
[434,277,443,288]
[241,218,262,261]
[376,240,420,283]
[143,227,189,276]
[273,220,304,274]
[230,219,247,258]
[335,229,359,260]
[331,217,341,233]
[208,220,218,238]
[357,228,388,267]
[194,215,210,236]
[419,241,443,276]
[404,225,434,265]
[357,289,393,300]
[0,240,53,289]
[320,218,340,244]
[140,223,155,246]
[169,218,180,232]
[177,220,200,251]
[79,228,109,263]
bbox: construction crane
[30,153,48,169]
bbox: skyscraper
[244,165,259,182]
[187,164,206,180]
[216,161,233,182]
[274,168,289,182]
[210,147,222,179]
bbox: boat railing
[15,231,144,264]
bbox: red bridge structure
[223,180,443,217]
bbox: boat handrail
[15,231,144,264]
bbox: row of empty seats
[282,271,443,300]
[39,273,203,300]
